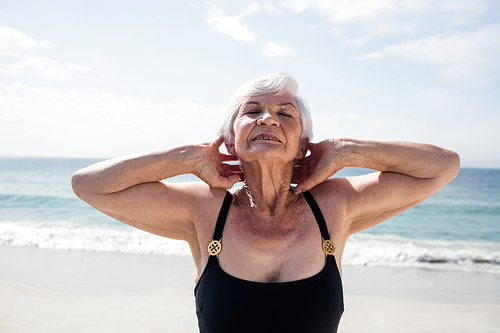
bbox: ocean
[1,157,499,273]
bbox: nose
[256,110,279,127]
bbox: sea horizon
[1,155,499,170]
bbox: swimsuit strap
[302,190,330,240]
[213,191,233,240]
[207,191,232,258]
[303,190,336,257]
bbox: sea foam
[344,233,500,273]
[0,222,190,255]
[1,222,499,273]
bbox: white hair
[217,72,313,145]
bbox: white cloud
[64,62,90,72]
[315,67,335,77]
[38,40,59,49]
[240,2,262,17]
[3,56,90,80]
[0,26,89,81]
[263,3,282,13]
[359,25,500,78]
[282,0,314,13]
[204,2,293,58]
[0,26,58,56]
[260,42,293,58]
[343,36,369,46]
[205,1,256,43]
[281,0,489,43]
[0,68,19,77]
[357,51,385,60]
[0,26,38,56]
[282,0,487,24]
[283,0,404,23]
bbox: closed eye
[246,109,261,115]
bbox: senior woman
[72,72,460,333]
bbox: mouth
[251,133,282,143]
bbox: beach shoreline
[1,245,499,333]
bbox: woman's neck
[236,160,298,217]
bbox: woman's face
[230,92,305,163]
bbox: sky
[0,0,499,168]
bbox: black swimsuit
[194,191,344,333]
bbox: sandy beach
[1,245,499,333]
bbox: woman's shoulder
[307,177,352,201]
[306,178,352,219]
[308,172,381,207]
[171,181,231,209]
[176,181,233,226]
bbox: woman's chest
[217,211,327,282]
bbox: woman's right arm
[71,137,241,241]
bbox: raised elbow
[71,170,91,199]
[443,150,461,183]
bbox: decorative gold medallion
[208,240,222,257]
[322,239,335,257]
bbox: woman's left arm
[294,138,460,235]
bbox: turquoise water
[0,157,499,272]
[357,168,500,243]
